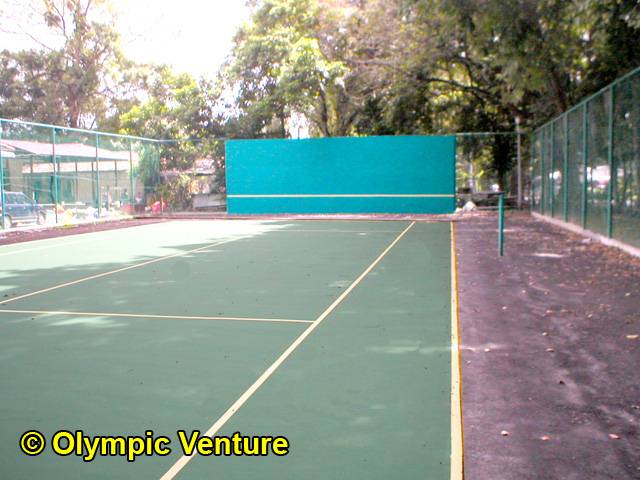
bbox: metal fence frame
[0,119,201,229]
[530,66,640,248]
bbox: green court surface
[0,220,462,479]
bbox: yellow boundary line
[450,222,464,480]
[0,309,312,325]
[159,221,416,480]
[0,236,248,306]
[228,193,454,198]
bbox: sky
[0,0,252,78]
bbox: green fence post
[129,139,135,209]
[550,121,555,217]
[581,102,589,230]
[530,132,536,211]
[563,114,569,221]
[540,129,545,214]
[498,193,505,257]
[95,134,101,216]
[607,87,615,238]
[516,117,522,208]
[0,119,5,229]
[52,128,59,225]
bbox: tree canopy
[1,0,638,143]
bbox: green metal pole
[52,128,59,225]
[606,87,615,238]
[540,129,545,214]
[95,134,101,216]
[498,193,505,257]
[0,120,5,229]
[530,132,536,211]
[129,139,135,209]
[581,102,589,229]
[563,114,569,221]
[516,118,522,208]
[550,121,555,217]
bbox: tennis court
[0,219,462,479]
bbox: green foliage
[0,0,130,128]
[157,174,197,210]
[135,144,162,190]
[119,66,223,174]
[225,0,366,137]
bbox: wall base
[532,212,640,259]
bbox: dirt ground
[456,212,640,479]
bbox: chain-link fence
[531,66,640,248]
[0,119,227,229]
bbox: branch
[51,2,67,37]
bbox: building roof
[0,139,139,162]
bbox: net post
[563,114,569,221]
[95,133,101,216]
[515,117,522,208]
[550,121,555,217]
[52,127,59,225]
[606,86,615,238]
[581,102,589,230]
[498,192,505,257]
[540,128,545,214]
[0,119,5,229]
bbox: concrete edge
[531,212,640,259]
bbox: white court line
[228,193,454,198]
[0,236,249,306]
[159,221,416,480]
[0,309,312,325]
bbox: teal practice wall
[226,135,456,214]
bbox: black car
[1,191,47,228]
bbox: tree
[0,0,133,128]
[225,0,369,137]
[118,65,223,170]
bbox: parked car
[0,191,47,227]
